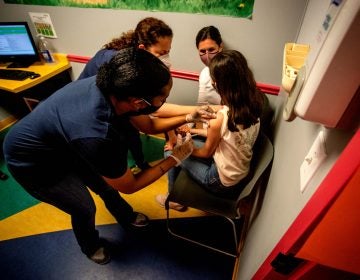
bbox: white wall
[0,1,357,279]
[0,0,307,104]
[237,0,357,278]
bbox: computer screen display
[0,22,40,68]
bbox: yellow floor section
[0,172,207,242]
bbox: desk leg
[23,97,40,111]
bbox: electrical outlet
[300,131,327,193]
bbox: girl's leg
[181,158,242,197]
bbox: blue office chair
[165,132,274,257]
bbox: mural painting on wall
[4,0,255,18]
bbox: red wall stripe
[67,54,90,64]
[67,54,280,95]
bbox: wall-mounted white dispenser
[283,0,360,129]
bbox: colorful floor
[0,134,236,279]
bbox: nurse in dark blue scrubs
[3,48,199,265]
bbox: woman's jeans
[7,167,135,257]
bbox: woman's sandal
[155,194,187,212]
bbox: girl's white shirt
[213,106,260,186]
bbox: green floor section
[0,132,165,220]
[127,134,165,167]
[2,125,40,220]
[0,162,39,220]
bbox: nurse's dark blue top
[3,76,129,186]
[78,49,117,79]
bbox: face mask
[136,104,162,115]
[200,52,218,66]
[159,53,171,68]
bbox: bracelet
[169,154,181,166]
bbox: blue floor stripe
[0,219,235,280]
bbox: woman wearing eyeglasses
[164,26,223,151]
[196,26,224,106]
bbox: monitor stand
[6,61,34,68]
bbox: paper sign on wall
[29,12,57,38]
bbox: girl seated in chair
[156,50,264,211]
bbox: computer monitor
[0,21,41,68]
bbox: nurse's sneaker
[88,247,111,265]
[131,212,149,227]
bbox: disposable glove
[169,133,193,166]
[185,105,217,124]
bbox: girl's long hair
[209,50,264,131]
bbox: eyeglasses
[141,98,152,106]
[141,97,167,107]
[199,48,219,56]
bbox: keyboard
[0,69,39,81]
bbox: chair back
[167,132,274,257]
[237,132,274,202]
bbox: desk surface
[0,53,71,94]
